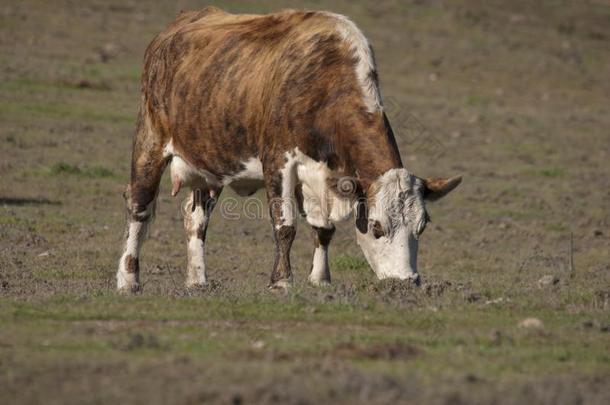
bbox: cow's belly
[166,143,353,226]
[224,157,265,196]
[166,138,265,196]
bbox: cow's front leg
[308,225,335,285]
[266,165,298,289]
[183,187,220,288]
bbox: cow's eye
[371,220,385,239]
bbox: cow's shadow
[0,197,61,206]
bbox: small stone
[593,230,603,237]
[485,297,506,305]
[251,340,265,350]
[519,317,544,329]
[537,275,559,288]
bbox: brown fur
[134,7,402,195]
[125,255,139,275]
[312,226,335,248]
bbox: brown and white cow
[116,7,461,292]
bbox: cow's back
[141,7,379,179]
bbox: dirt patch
[329,341,421,361]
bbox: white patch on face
[324,12,382,113]
[368,168,426,237]
[308,246,329,285]
[356,168,427,280]
[356,226,419,281]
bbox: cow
[116,7,461,293]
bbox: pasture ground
[1,0,609,403]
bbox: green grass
[0,99,133,124]
[332,255,369,271]
[537,167,566,178]
[1,294,608,378]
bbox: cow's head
[352,169,461,284]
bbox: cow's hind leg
[308,225,335,285]
[183,187,220,288]
[116,123,167,293]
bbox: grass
[0,99,133,124]
[40,162,117,179]
[2,294,608,379]
[332,255,369,271]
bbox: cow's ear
[422,176,462,201]
[327,175,362,198]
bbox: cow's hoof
[268,279,292,291]
[408,274,421,287]
[117,283,141,295]
[308,278,331,287]
[186,282,207,290]
[186,283,210,294]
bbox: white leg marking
[186,236,206,286]
[117,221,146,291]
[184,197,209,287]
[309,246,330,285]
[277,152,298,229]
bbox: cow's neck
[342,112,403,191]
